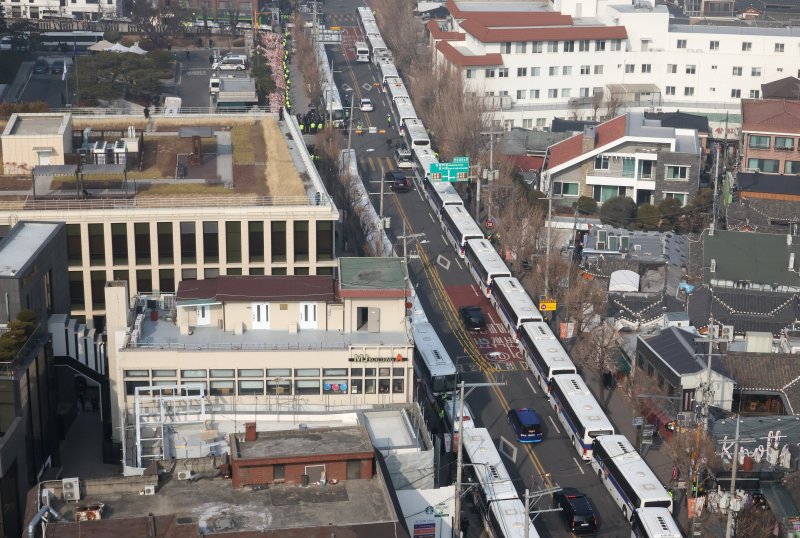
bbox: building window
[158,269,174,293]
[515,41,526,53]
[751,67,761,77]
[666,86,676,96]
[238,380,264,395]
[89,271,105,309]
[710,40,719,50]
[785,161,800,174]
[750,89,760,98]
[732,66,742,76]
[247,221,264,263]
[110,223,128,265]
[69,271,84,310]
[547,41,558,52]
[516,89,525,100]
[579,87,590,97]
[579,40,589,52]
[562,66,572,76]
[775,136,795,150]
[136,270,151,294]
[316,221,333,261]
[686,65,696,74]
[522,119,533,129]
[594,155,610,170]
[224,221,241,264]
[323,379,348,394]
[548,88,558,98]
[210,380,234,396]
[517,67,527,77]
[157,222,173,264]
[134,222,151,265]
[622,157,635,178]
[273,464,286,480]
[749,135,770,149]
[531,41,542,53]
[549,66,558,76]
[294,221,309,262]
[638,160,653,179]
[593,185,625,203]
[267,378,292,395]
[742,42,752,51]
[239,369,264,377]
[664,192,687,206]
[561,88,571,98]
[563,40,574,52]
[665,165,689,180]
[271,221,287,262]
[531,67,541,76]
[580,65,590,75]
[593,65,603,74]
[180,222,196,264]
[553,182,579,196]
[88,224,105,266]
[529,89,540,99]
[66,224,82,265]
[465,69,474,79]
[611,39,622,51]
[498,68,508,78]
[684,87,695,96]
[641,64,651,73]
[666,64,677,74]
[295,379,320,395]
[182,268,197,280]
[677,39,686,49]
[625,64,635,73]
[203,221,219,263]
[485,68,495,78]
[775,43,785,53]
[536,118,546,127]
[747,158,779,173]
[500,42,512,53]
[595,40,606,51]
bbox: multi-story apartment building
[104,257,413,450]
[740,99,800,175]
[542,112,702,206]
[0,114,338,330]
[0,0,118,21]
[429,0,800,129]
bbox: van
[214,57,246,71]
[209,77,221,94]
[507,408,543,443]
[394,146,413,169]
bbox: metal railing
[0,324,46,375]
[0,194,331,211]
[491,97,742,114]
[53,106,279,117]
[127,340,355,351]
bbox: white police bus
[491,277,543,337]
[631,508,682,538]
[549,374,615,461]
[518,321,576,392]
[441,204,484,258]
[463,238,511,297]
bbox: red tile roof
[177,275,337,303]
[741,98,800,135]
[426,19,465,41]
[545,114,629,170]
[435,41,503,67]
[447,0,573,25]
[459,19,627,43]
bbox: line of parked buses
[353,7,684,538]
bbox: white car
[359,98,374,112]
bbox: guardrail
[0,194,330,211]
[127,340,353,351]
[53,106,279,116]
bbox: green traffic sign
[429,156,470,182]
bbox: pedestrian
[209,39,214,49]
[387,114,392,126]
[78,394,86,412]
[279,107,284,121]
[185,50,190,59]
[143,106,150,119]
[209,53,214,65]
[61,93,65,105]
[296,113,302,123]
[386,138,392,150]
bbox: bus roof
[414,147,438,174]
[443,205,484,236]
[492,277,542,322]
[465,239,510,276]
[551,375,615,432]
[520,322,576,370]
[594,436,669,503]
[633,508,681,537]
[490,499,541,538]
[385,77,409,100]
[379,62,399,81]
[394,97,417,122]
[444,397,475,432]
[462,428,519,502]
[412,322,457,378]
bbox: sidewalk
[2,61,33,103]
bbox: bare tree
[591,91,604,121]
[491,186,547,279]
[568,98,580,120]
[130,0,186,49]
[570,319,624,407]
[604,92,624,120]
[733,505,777,537]
[292,12,321,104]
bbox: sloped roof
[741,99,800,135]
[720,352,800,414]
[640,326,706,376]
[761,76,800,100]
[176,275,337,304]
[726,198,800,234]
[459,18,626,42]
[435,40,503,67]
[426,19,465,41]
[687,286,800,336]
[545,114,628,169]
[447,0,573,25]
[702,230,800,288]
[736,172,800,196]
[644,111,710,133]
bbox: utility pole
[379,162,385,223]
[724,415,741,538]
[710,143,720,236]
[453,381,465,538]
[544,195,553,300]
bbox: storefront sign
[349,353,408,363]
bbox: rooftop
[49,475,397,535]
[719,352,800,414]
[639,326,713,376]
[644,111,710,134]
[2,113,69,136]
[176,275,337,305]
[361,410,422,451]
[736,172,800,197]
[0,221,62,277]
[236,426,373,460]
[741,99,800,134]
[687,286,800,337]
[761,76,800,100]
[702,230,800,288]
[339,257,407,297]
[725,198,800,234]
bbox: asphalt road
[321,5,633,537]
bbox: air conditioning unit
[143,485,156,495]
[177,470,195,481]
[62,477,80,502]
[721,325,735,342]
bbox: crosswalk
[358,156,395,174]
[326,13,359,26]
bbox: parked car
[33,58,50,74]
[386,170,411,192]
[459,305,486,331]
[552,488,598,534]
[50,59,65,75]
[359,98,374,112]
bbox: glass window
[684,87,695,96]
[393,378,404,393]
[111,223,128,264]
[515,41,526,53]
[665,166,689,180]
[323,368,348,376]
[563,40,574,52]
[500,42,511,53]
[136,269,152,294]
[90,271,105,309]
[225,221,242,263]
[485,68,495,78]
[157,222,173,264]
[748,135,771,149]
[238,380,264,395]
[295,379,320,395]
[69,271,84,310]
[379,368,390,376]
[593,65,603,74]
[67,224,82,265]
[126,380,149,395]
[88,223,105,266]
[152,369,176,377]
[742,42,751,51]
[750,90,760,99]
[531,41,542,53]
[593,185,625,203]
[379,379,391,393]
[517,67,527,77]
[180,222,196,264]
[204,268,219,279]
[238,369,263,377]
[267,368,291,377]
[775,137,794,150]
[498,68,508,78]
[785,161,800,174]
[210,369,234,378]
[159,269,174,293]
[323,380,348,394]
[271,221,287,262]
[554,182,579,196]
[125,370,149,377]
[274,464,285,480]
[776,43,785,53]
[365,368,376,377]
[294,221,309,262]
[747,158,779,173]
[249,221,265,262]
[203,221,219,263]
[393,368,404,377]
[350,368,363,377]
[267,378,292,395]
[625,64,635,73]
[181,369,207,378]
[710,40,719,50]
[134,222,151,264]
[316,221,333,261]
[295,368,320,377]
[751,67,761,77]
[364,378,376,394]
[350,378,362,394]
[666,86,675,96]
[249,267,265,275]
[641,64,651,73]
[595,39,606,51]
[677,39,686,49]
[579,39,589,51]
[294,267,309,275]
[664,193,687,206]
[594,156,610,170]
[182,268,197,280]
[210,380,235,395]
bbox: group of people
[297,110,327,134]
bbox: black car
[51,59,65,75]
[552,488,598,534]
[459,306,486,331]
[386,170,411,192]
[33,59,50,75]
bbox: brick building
[740,99,800,175]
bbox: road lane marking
[471,285,480,297]
[573,457,585,475]
[526,378,538,395]
[548,415,561,434]
[455,257,462,270]
[429,213,435,224]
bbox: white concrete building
[429,0,800,130]
[0,0,118,21]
